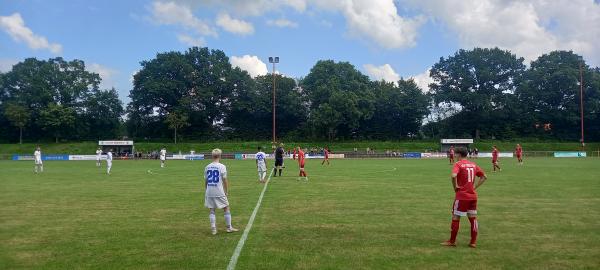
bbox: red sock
[449,219,460,243]
[469,217,478,245]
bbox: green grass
[1,157,599,269]
[1,140,599,155]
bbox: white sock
[209,210,216,228]
[224,211,232,228]
[40,165,43,172]
[107,166,111,174]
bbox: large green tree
[429,48,526,139]
[301,60,374,140]
[0,57,123,141]
[226,73,307,140]
[363,79,429,139]
[517,51,600,140]
[164,111,190,144]
[82,88,124,139]
[38,103,76,143]
[127,47,240,139]
[3,103,30,144]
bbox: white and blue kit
[204,162,229,209]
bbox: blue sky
[1,0,599,102]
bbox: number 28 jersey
[205,162,228,198]
[452,159,485,200]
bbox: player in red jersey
[492,146,501,172]
[441,147,487,248]
[448,146,455,164]
[515,144,523,165]
[321,147,330,166]
[297,146,307,180]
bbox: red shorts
[299,162,305,169]
[452,199,477,216]
[492,159,498,164]
[516,154,522,158]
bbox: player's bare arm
[474,175,487,190]
[451,173,458,191]
[223,177,229,196]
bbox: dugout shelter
[440,139,473,152]
[99,140,134,157]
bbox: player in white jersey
[256,147,268,183]
[34,146,43,173]
[96,148,102,167]
[160,148,167,168]
[204,148,238,235]
[106,149,113,175]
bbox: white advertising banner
[98,140,134,146]
[168,154,204,160]
[421,152,448,158]
[69,155,107,160]
[478,152,514,158]
[441,139,474,144]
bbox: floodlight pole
[269,57,279,144]
[579,62,585,150]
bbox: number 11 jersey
[452,159,484,200]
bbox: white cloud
[88,63,117,89]
[0,13,62,54]
[314,0,425,49]
[177,33,205,46]
[407,0,600,64]
[192,0,307,16]
[409,68,432,92]
[173,0,423,49]
[216,13,254,35]
[0,59,19,73]
[364,64,400,84]
[267,18,298,28]
[364,64,432,92]
[151,1,217,36]
[230,55,268,77]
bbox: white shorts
[258,164,267,172]
[107,160,112,167]
[205,196,229,209]
[35,159,43,165]
[160,156,166,161]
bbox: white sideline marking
[226,169,273,270]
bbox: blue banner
[12,154,69,161]
[12,155,33,161]
[554,152,586,158]
[403,152,422,158]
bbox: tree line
[0,47,598,143]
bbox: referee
[273,143,285,177]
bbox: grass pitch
[1,157,599,269]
